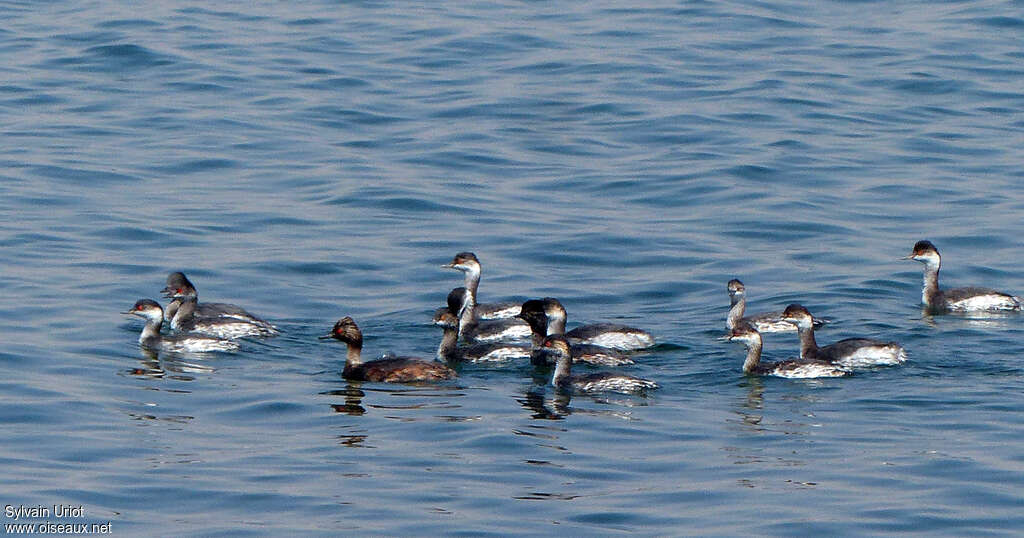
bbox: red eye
[176,288,183,293]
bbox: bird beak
[160,286,175,297]
[318,334,334,340]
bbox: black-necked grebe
[124,299,239,353]
[726,279,825,332]
[447,287,530,343]
[321,316,456,383]
[162,272,278,337]
[433,308,529,363]
[726,322,850,378]
[443,252,521,319]
[517,299,633,366]
[543,335,657,394]
[782,304,907,368]
[541,297,654,351]
[904,240,1022,313]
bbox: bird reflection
[736,377,765,428]
[324,380,367,416]
[124,348,212,380]
[336,433,369,447]
[920,307,1017,329]
[517,387,571,420]
[126,348,164,379]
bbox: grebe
[726,279,825,332]
[726,322,850,378]
[442,252,521,319]
[433,308,529,363]
[123,299,239,353]
[162,272,278,337]
[782,304,907,367]
[447,287,531,343]
[321,316,456,383]
[517,299,633,366]
[541,297,655,351]
[169,297,279,339]
[542,335,658,394]
[904,240,1022,313]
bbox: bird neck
[795,323,819,360]
[550,354,572,386]
[727,295,746,329]
[742,339,762,374]
[436,327,459,360]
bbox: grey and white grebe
[904,240,1022,313]
[168,296,279,339]
[726,322,850,378]
[442,252,521,319]
[321,317,456,383]
[433,308,529,363]
[782,304,907,368]
[517,299,633,366]
[123,299,239,353]
[542,335,658,394]
[447,287,531,343]
[726,279,825,332]
[162,272,278,338]
[541,297,655,351]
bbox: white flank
[834,345,908,368]
[774,363,850,379]
[575,332,654,351]
[948,294,1022,312]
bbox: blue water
[2,1,1024,535]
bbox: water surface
[2,1,1024,535]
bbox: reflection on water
[919,307,1021,330]
[517,385,652,421]
[322,379,469,420]
[324,382,367,416]
[734,377,765,429]
[124,349,164,379]
[124,411,194,424]
[723,377,839,489]
[513,491,582,501]
[517,387,571,420]
[336,433,370,448]
[122,348,214,380]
